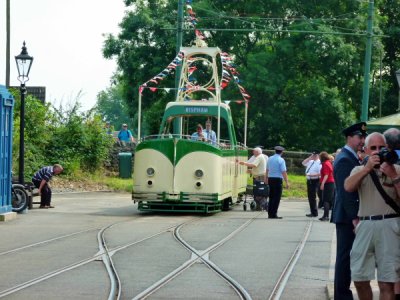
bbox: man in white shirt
[238,147,267,210]
[204,119,217,145]
[302,151,322,217]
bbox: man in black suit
[331,122,367,300]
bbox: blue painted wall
[0,85,14,213]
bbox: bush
[10,90,114,179]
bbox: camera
[378,147,399,165]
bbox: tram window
[162,116,232,144]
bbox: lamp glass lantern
[15,41,33,84]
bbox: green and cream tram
[132,46,248,213]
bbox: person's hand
[320,183,324,191]
[380,162,398,178]
[352,218,360,232]
[365,153,380,171]
[38,189,41,196]
[285,182,290,189]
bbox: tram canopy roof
[368,113,400,132]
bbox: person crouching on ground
[32,164,64,209]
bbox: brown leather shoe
[46,206,55,208]
[39,206,48,209]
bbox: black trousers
[268,177,282,217]
[322,182,335,218]
[334,223,355,300]
[32,180,52,206]
[306,179,319,216]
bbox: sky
[0,0,126,111]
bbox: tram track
[0,219,195,299]
[129,214,314,300]
[1,211,316,299]
[268,219,313,300]
[131,213,262,300]
[0,227,100,257]
[98,224,122,300]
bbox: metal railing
[139,134,247,150]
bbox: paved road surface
[0,192,341,299]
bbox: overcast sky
[0,0,126,111]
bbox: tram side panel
[229,153,248,200]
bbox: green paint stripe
[136,138,247,165]
[135,139,175,163]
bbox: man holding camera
[345,132,400,300]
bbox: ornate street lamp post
[396,70,400,111]
[15,41,33,184]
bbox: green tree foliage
[11,90,56,177]
[96,84,133,130]
[103,0,399,152]
[10,89,114,180]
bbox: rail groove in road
[131,213,263,300]
[0,220,193,299]
[268,219,313,300]
[0,227,100,257]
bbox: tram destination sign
[185,106,209,113]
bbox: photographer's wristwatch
[392,176,400,185]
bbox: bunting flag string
[185,0,205,40]
[139,0,251,108]
[184,1,251,104]
[139,51,185,94]
[139,86,221,93]
[220,52,251,102]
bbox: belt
[359,213,400,221]
[307,177,320,180]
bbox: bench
[24,182,40,209]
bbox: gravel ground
[50,176,111,193]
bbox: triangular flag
[150,87,157,92]
[164,88,171,93]
[224,101,231,105]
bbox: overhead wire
[188,5,368,35]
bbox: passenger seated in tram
[191,124,207,141]
[204,119,217,145]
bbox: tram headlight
[194,169,204,178]
[146,167,155,177]
[195,181,202,189]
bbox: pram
[243,179,269,211]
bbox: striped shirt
[32,166,54,182]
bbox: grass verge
[56,172,308,198]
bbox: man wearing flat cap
[332,122,367,300]
[266,145,289,219]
